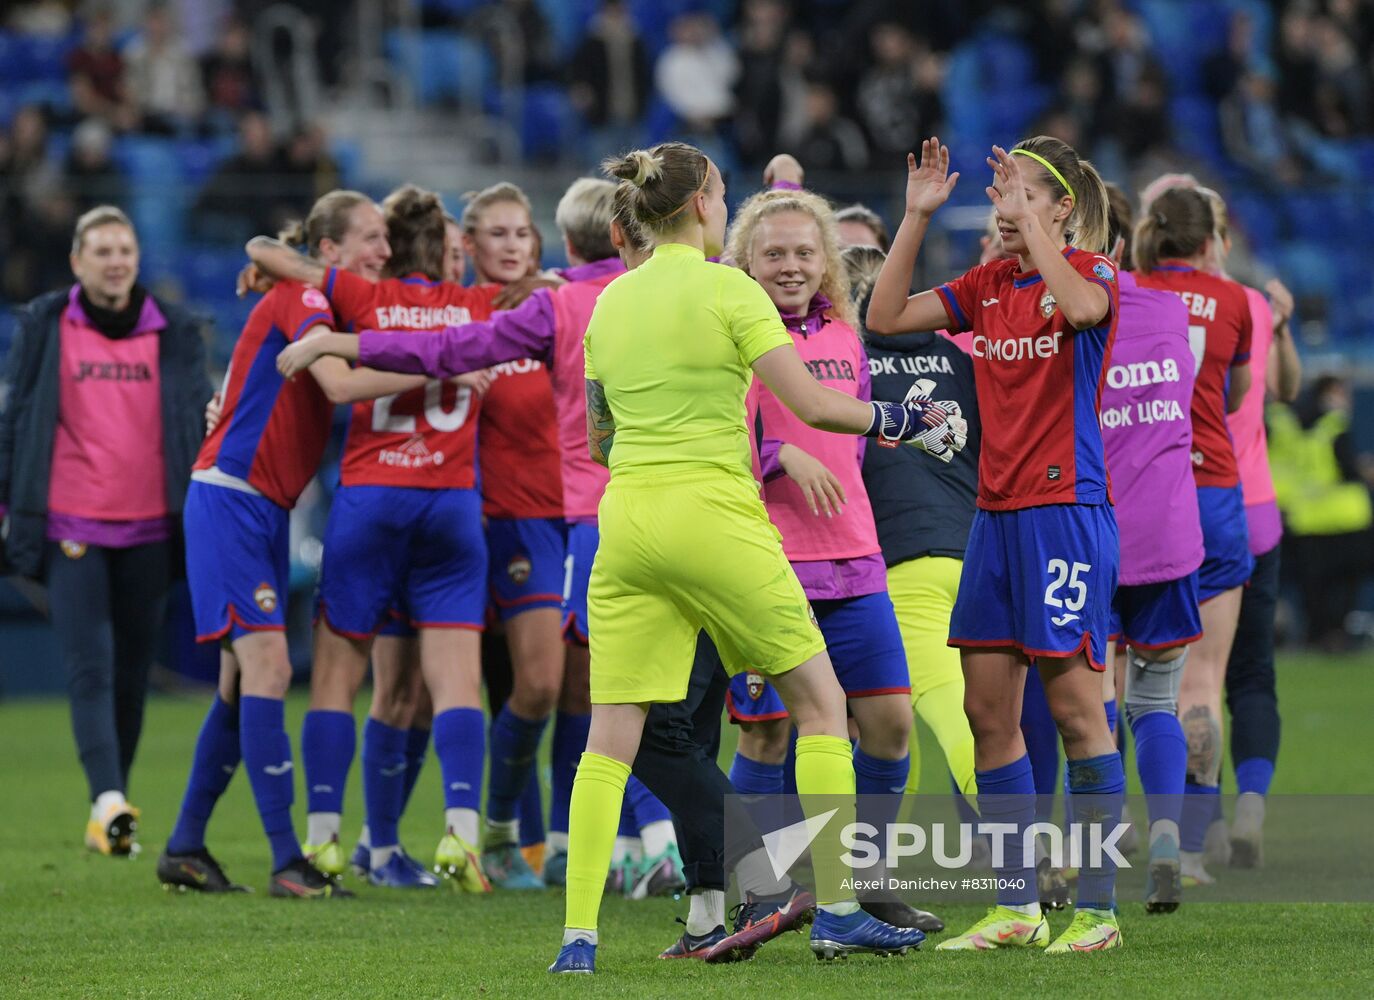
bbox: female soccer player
[246,186,501,892]
[1098,183,1204,912]
[1133,187,1253,886]
[868,136,1125,953]
[158,190,424,896]
[558,141,939,972]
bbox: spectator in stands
[200,15,262,124]
[784,76,868,172]
[279,123,341,215]
[1275,7,1321,128]
[192,111,290,242]
[1060,56,1107,143]
[0,106,73,302]
[67,6,136,132]
[1112,62,1171,161]
[568,0,651,160]
[64,118,127,214]
[655,11,740,133]
[4,0,72,35]
[732,0,791,166]
[1220,71,1306,187]
[471,0,559,85]
[124,3,206,134]
[1269,375,1374,652]
[1203,8,1258,105]
[856,23,944,159]
[0,205,211,857]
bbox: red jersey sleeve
[1232,285,1253,365]
[935,264,985,334]
[322,267,377,330]
[275,281,334,342]
[1069,251,1120,328]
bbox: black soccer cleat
[859,890,946,933]
[157,848,251,893]
[269,857,356,899]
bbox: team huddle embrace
[143,129,1289,974]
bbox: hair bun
[615,150,663,188]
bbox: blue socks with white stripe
[240,695,302,871]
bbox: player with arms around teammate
[245,187,502,892]
[1098,184,1204,913]
[549,141,946,973]
[1133,187,1253,887]
[868,136,1125,953]
[158,191,425,896]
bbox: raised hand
[236,262,274,298]
[1266,278,1294,327]
[984,145,1034,225]
[763,153,805,188]
[904,137,960,218]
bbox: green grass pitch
[2,652,1372,998]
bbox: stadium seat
[385,29,491,108]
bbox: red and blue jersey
[323,268,499,490]
[1134,261,1252,489]
[937,247,1119,511]
[193,280,333,508]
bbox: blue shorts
[184,480,289,643]
[317,485,486,637]
[1109,572,1203,650]
[1197,484,1253,602]
[562,521,598,644]
[486,516,567,621]
[949,504,1118,671]
[726,590,910,723]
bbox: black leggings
[46,541,169,801]
[1226,544,1281,767]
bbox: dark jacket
[862,330,980,565]
[0,287,213,579]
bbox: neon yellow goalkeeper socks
[793,734,856,906]
[563,751,631,932]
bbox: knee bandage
[1123,646,1186,726]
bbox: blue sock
[1103,698,1118,738]
[167,697,241,855]
[1235,757,1275,797]
[1129,710,1186,829]
[239,696,302,871]
[781,728,798,796]
[548,711,589,837]
[976,755,1039,907]
[400,726,429,812]
[729,752,784,795]
[617,796,636,838]
[1180,782,1219,852]
[518,771,545,847]
[1067,752,1125,910]
[855,748,909,851]
[432,707,484,812]
[301,709,355,817]
[486,705,548,823]
[362,718,408,850]
[1020,671,1060,824]
[625,774,671,828]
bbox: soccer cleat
[809,908,924,960]
[304,836,346,879]
[859,887,945,933]
[156,848,250,893]
[1037,858,1072,910]
[935,905,1050,951]
[1203,816,1232,867]
[702,887,817,963]
[1179,850,1214,887]
[1229,792,1265,869]
[1045,907,1123,953]
[435,828,492,893]
[629,844,687,900]
[481,843,544,890]
[605,855,634,897]
[542,849,567,887]
[522,842,545,875]
[659,921,726,959]
[349,841,371,880]
[85,801,140,856]
[1118,801,1142,857]
[1145,833,1182,914]
[370,850,440,889]
[548,937,596,974]
[269,857,355,899]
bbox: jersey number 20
[373,381,472,432]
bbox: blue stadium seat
[385,29,491,107]
[518,83,574,160]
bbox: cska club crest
[59,540,87,559]
[254,583,278,613]
[746,671,765,700]
[507,556,532,585]
[1040,291,1058,318]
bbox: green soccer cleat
[935,905,1049,951]
[435,828,492,893]
[1045,907,1123,953]
[304,836,347,880]
[481,843,544,890]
